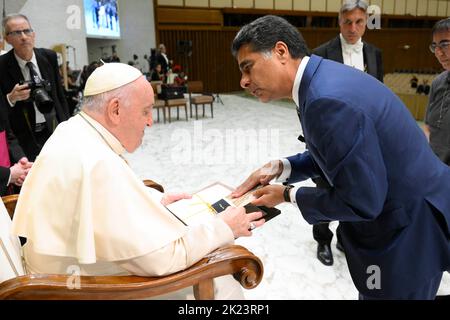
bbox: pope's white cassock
[11,109,243,299]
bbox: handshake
[9,157,33,187]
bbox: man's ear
[105,97,121,125]
[273,41,290,64]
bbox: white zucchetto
[84,63,142,96]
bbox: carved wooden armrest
[2,194,19,220]
[0,245,263,300]
[143,179,165,193]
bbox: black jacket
[0,48,69,160]
[313,35,384,82]
[0,93,26,195]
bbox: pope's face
[237,44,288,103]
[119,77,154,152]
[339,8,367,44]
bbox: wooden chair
[188,81,214,120]
[0,180,263,300]
[150,82,166,123]
[165,98,188,123]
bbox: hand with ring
[218,206,265,238]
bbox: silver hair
[2,13,31,35]
[81,84,131,113]
[339,0,369,21]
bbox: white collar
[14,50,37,70]
[78,111,126,156]
[340,33,363,51]
[292,56,310,107]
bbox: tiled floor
[126,94,450,299]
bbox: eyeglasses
[429,41,450,53]
[6,28,34,37]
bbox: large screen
[84,0,121,39]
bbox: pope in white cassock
[11,63,265,299]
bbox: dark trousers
[312,176,342,246]
[34,126,51,150]
[313,223,343,246]
[359,272,443,300]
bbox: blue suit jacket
[287,55,450,298]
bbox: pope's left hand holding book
[163,183,265,237]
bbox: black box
[159,85,186,100]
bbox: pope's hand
[231,160,283,198]
[218,206,265,238]
[251,184,285,208]
[160,192,192,206]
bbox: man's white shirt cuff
[276,158,292,183]
[289,186,300,204]
[7,170,12,186]
[6,94,15,107]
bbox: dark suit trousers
[312,176,343,245]
[359,272,443,300]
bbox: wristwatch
[283,184,294,202]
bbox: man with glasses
[0,14,69,161]
[425,18,450,166]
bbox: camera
[20,78,53,108]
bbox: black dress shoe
[317,243,334,266]
[336,239,345,253]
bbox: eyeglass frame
[429,40,450,54]
[6,28,34,37]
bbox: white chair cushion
[0,201,25,283]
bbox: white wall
[87,0,156,66]
[1,0,88,70]
[9,0,89,70]
[2,0,157,70]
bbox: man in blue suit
[231,15,450,299]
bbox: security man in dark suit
[311,0,384,266]
[0,92,32,195]
[0,13,69,161]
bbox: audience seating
[150,82,166,123]
[0,180,263,299]
[188,81,214,120]
[165,98,189,123]
[384,72,439,120]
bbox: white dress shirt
[276,56,310,204]
[339,33,365,72]
[8,52,46,124]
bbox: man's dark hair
[432,17,450,36]
[231,15,310,59]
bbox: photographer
[0,14,69,161]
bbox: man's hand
[9,163,27,186]
[9,157,34,186]
[18,157,33,170]
[218,206,265,238]
[160,192,192,206]
[251,184,286,208]
[7,83,31,105]
[231,160,283,198]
